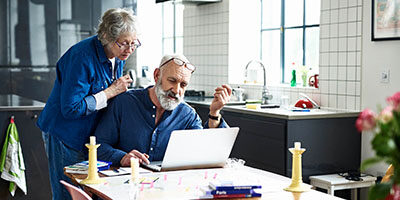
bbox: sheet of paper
[100,167,153,176]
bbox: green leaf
[372,134,397,156]
[361,157,384,172]
[368,183,391,200]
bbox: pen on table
[143,177,159,184]
[291,109,310,112]
[113,168,119,173]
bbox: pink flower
[387,92,400,111]
[356,108,377,132]
[379,106,394,124]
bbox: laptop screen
[158,127,240,171]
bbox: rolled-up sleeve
[204,117,229,128]
[185,106,229,129]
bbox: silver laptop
[142,127,239,171]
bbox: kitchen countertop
[184,97,360,120]
[0,94,46,111]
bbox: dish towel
[0,117,27,196]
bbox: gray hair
[159,54,190,67]
[97,8,138,46]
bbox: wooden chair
[60,180,92,200]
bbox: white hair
[97,8,138,45]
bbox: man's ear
[154,68,161,83]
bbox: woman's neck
[104,44,115,59]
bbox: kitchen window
[261,0,320,84]
[161,1,184,54]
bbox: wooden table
[65,166,345,200]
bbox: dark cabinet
[0,110,51,200]
[223,111,286,175]
[189,103,361,183]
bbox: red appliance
[294,99,314,109]
[308,74,319,88]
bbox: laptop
[142,127,239,172]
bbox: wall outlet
[381,69,390,83]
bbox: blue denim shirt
[37,35,125,151]
[95,88,229,166]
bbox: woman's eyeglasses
[159,58,196,73]
[115,39,141,51]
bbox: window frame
[260,0,320,84]
[161,1,183,54]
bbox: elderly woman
[36,8,139,200]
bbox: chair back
[60,180,92,200]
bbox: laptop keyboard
[142,162,162,172]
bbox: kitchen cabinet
[188,102,361,183]
[0,95,50,199]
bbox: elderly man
[95,54,232,166]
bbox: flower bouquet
[357,92,400,200]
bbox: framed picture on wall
[372,0,400,41]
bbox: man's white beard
[155,79,183,111]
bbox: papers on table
[99,167,152,177]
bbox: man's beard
[155,79,183,111]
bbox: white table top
[74,166,345,200]
[310,174,377,186]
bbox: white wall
[136,0,163,82]
[361,0,400,176]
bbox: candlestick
[284,143,310,193]
[80,142,105,184]
[131,157,139,183]
[90,136,96,145]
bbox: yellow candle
[131,157,139,183]
[90,136,96,145]
[294,142,301,149]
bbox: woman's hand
[104,74,133,99]
[120,150,150,167]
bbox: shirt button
[152,114,155,118]
[150,148,153,151]
[153,106,155,109]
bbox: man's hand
[209,84,232,116]
[104,74,133,99]
[208,85,232,128]
[120,150,150,167]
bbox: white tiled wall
[184,0,362,111]
[319,0,362,110]
[183,1,229,95]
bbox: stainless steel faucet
[245,60,273,104]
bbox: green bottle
[290,69,297,87]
